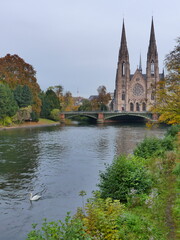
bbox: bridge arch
[61,111,155,123]
[63,113,98,121]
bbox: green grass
[38,118,59,124]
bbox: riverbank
[26,125,180,240]
[0,118,60,131]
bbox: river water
[0,123,167,240]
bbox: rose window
[132,83,144,96]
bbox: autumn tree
[96,85,111,111]
[61,91,74,111]
[0,54,41,114]
[151,37,180,124]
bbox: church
[113,19,164,112]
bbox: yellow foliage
[151,37,180,125]
[81,196,124,240]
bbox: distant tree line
[0,53,113,126]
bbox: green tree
[48,85,64,98]
[78,99,92,111]
[151,37,180,124]
[14,85,33,107]
[40,89,60,119]
[0,83,18,119]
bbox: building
[113,18,164,112]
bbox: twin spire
[148,17,158,58]
[119,20,129,60]
[119,18,158,71]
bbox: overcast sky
[0,0,179,98]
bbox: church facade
[113,19,164,112]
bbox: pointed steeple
[139,53,142,72]
[119,20,129,60]
[147,17,158,58]
[150,18,155,44]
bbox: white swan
[29,193,41,201]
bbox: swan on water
[29,193,41,201]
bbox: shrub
[50,109,60,121]
[12,106,32,123]
[165,124,180,138]
[98,155,152,202]
[77,193,124,240]
[173,163,180,176]
[26,212,91,240]
[134,136,174,159]
[117,212,164,240]
[161,136,174,151]
[0,116,12,126]
[30,111,39,122]
[134,137,163,158]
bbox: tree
[0,83,18,119]
[14,85,33,108]
[40,89,61,119]
[47,85,64,98]
[151,37,180,124]
[78,99,92,111]
[0,54,41,114]
[62,91,74,111]
[96,86,111,111]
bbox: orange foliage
[0,54,41,114]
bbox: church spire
[147,17,158,58]
[119,20,129,60]
[139,53,142,72]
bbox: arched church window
[142,102,146,111]
[130,103,134,111]
[136,102,140,111]
[122,62,125,76]
[122,92,125,100]
[151,61,154,75]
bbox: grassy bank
[26,125,180,240]
[0,118,60,130]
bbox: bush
[134,136,174,159]
[0,116,12,126]
[117,212,164,240]
[79,194,124,240]
[30,111,39,122]
[173,163,180,176]
[98,155,152,202]
[165,124,180,138]
[26,213,91,240]
[50,109,60,121]
[134,137,163,158]
[12,106,32,123]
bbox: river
[0,123,167,240]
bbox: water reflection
[0,129,41,201]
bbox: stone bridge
[60,111,158,124]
